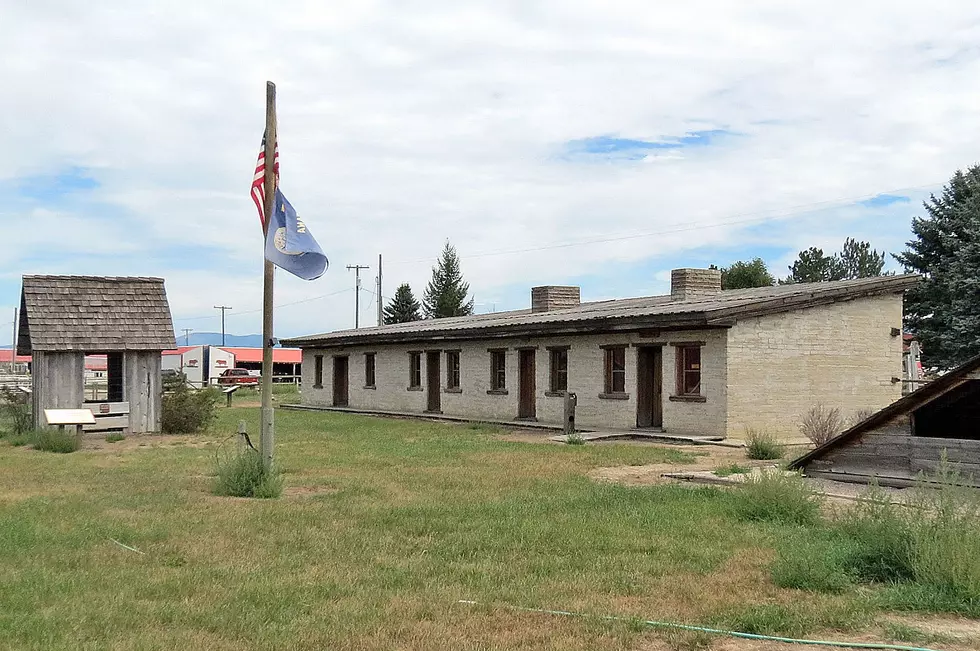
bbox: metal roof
[283,274,919,348]
[17,275,177,353]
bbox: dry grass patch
[1,408,965,650]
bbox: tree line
[383,165,980,369]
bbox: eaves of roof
[284,275,918,349]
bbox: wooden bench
[43,408,96,437]
[83,402,130,433]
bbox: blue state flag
[264,189,328,280]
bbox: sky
[2,1,979,341]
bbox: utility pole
[376,254,383,327]
[213,305,232,345]
[346,264,369,329]
[181,328,193,346]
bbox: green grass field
[0,407,974,650]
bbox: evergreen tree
[719,258,775,289]
[422,242,474,318]
[382,283,422,324]
[895,166,980,368]
[787,247,836,283]
[833,237,887,279]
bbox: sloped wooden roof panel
[17,275,177,353]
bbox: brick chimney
[670,268,722,301]
[531,286,581,313]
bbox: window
[313,354,323,388]
[408,352,422,388]
[604,346,626,394]
[676,345,702,396]
[446,351,460,390]
[490,350,506,391]
[549,347,568,393]
[364,353,376,388]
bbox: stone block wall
[725,294,904,439]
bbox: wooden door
[426,351,441,412]
[332,356,349,407]
[518,349,536,419]
[636,347,663,428]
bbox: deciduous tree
[719,258,775,289]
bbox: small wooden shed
[789,354,980,487]
[16,275,176,433]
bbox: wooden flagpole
[260,81,277,470]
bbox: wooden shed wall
[807,416,980,487]
[31,351,85,429]
[124,352,162,433]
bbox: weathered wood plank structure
[789,354,980,487]
[17,276,176,433]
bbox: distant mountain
[178,333,265,348]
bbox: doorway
[518,349,536,420]
[332,356,349,407]
[636,346,663,429]
[426,351,441,413]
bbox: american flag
[251,132,279,229]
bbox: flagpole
[260,81,277,470]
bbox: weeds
[565,432,585,445]
[105,432,126,443]
[744,428,783,460]
[713,463,749,477]
[771,531,852,593]
[837,484,914,583]
[732,469,821,526]
[0,386,32,437]
[32,428,81,453]
[212,450,283,498]
[767,459,980,617]
[799,404,845,447]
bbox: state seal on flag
[273,227,300,255]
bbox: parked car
[217,368,260,386]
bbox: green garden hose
[456,600,945,651]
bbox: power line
[385,182,940,266]
[173,287,354,324]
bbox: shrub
[212,450,283,498]
[105,432,126,443]
[799,405,845,447]
[0,386,32,437]
[162,382,219,434]
[744,428,783,460]
[850,408,875,427]
[565,432,585,445]
[32,428,81,453]
[733,469,822,526]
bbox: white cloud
[2,1,979,336]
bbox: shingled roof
[17,275,176,353]
[283,274,919,348]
